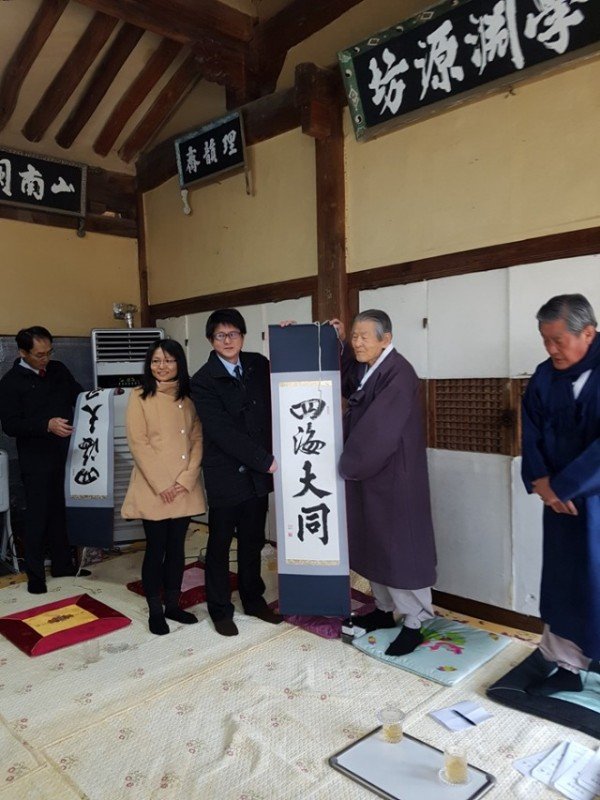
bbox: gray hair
[536,294,597,334]
[353,309,392,340]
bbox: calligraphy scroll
[65,389,115,548]
[269,324,350,617]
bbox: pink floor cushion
[126,561,238,609]
[0,594,131,657]
[269,589,374,639]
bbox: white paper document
[429,700,492,731]
[554,751,597,800]
[531,742,594,790]
[577,749,600,794]
[513,747,554,777]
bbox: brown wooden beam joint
[295,63,344,140]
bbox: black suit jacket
[191,350,273,508]
[0,359,82,474]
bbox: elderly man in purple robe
[331,310,437,656]
[522,294,600,695]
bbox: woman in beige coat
[122,339,206,635]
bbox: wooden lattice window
[427,378,516,455]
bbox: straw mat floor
[0,530,596,799]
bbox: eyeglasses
[213,331,242,342]
[151,358,177,366]
[29,349,53,360]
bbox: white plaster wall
[162,297,313,375]
[511,457,543,617]
[427,270,509,378]
[359,283,428,377]
[186,311,214,375]
[157,316,189,357]
[428,450,513,609]
[508,255,600,377]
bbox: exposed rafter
[0,0,69,133]
[56,23,144,149]
[93,38,182,157]
[118,54,203,163]
[22,12,119,143]
[72,0,254,44]
[254,0,366,93]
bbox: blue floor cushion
[352,617,511,685]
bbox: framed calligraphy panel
[174,111,246,189]
[0,147,86,216]
[338,0,600,140]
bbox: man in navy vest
[0,326,82,593]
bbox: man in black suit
[0,326,82,593]
[191,309,282,636]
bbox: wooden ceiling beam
[254,0,366,93]
[72,0,254,44]
[118,54,203,163]
[22,12,119,143]
[93,38,182,157]
[0,204,137,238]
[0,0,69,133]
[190,35,251,92]
[295,63,345,140]
[55,23,144,149]
[86,167,137,217]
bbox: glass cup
[376,706,405,743]
[81,638,101,664]
[440,743,469,785]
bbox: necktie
[39,368,46,378]
[234,365,242,382]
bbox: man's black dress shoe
[27,578,47,594]
[247,607,283,625]
[213,618,239,636]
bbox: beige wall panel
[0,218,139,336]
[145,130,317,304]
[346,59,600,272]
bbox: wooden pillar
[296,63,348,326]
[136,191,151,327]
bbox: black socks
[352,608,396,633]
[164,591,197,625]
[385,626,424,656]
[165,607,198,625]
[147,595,169,636]
[149,613,170,636]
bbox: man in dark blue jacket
[0,326,82,593]
[522,294,600,694]
[191,309,282,636]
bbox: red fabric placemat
[0,594,131,657]
[269,588,374,639]
[126,561,238,609]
